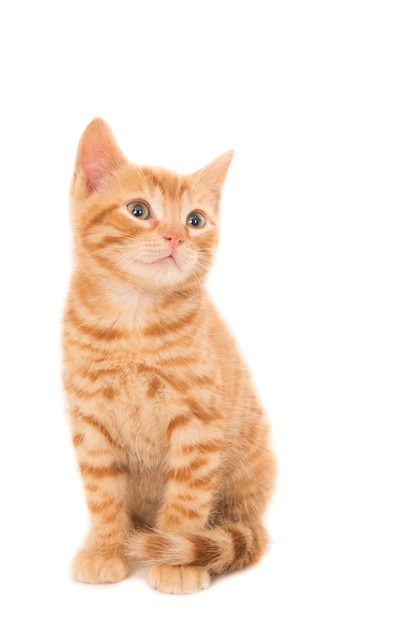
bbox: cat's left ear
[192,150,234,205]
[72,118,127,198]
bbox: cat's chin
[127,260,192,294]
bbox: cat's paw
[72,548,131,584]
[147,564,210,594]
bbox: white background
[1,1,394,624]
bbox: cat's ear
[192,150,234,205]
[72,118,127,197]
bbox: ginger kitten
[63,118,276,593]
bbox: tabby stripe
[166,414,191,438]
[79,462,128,478]
[83,367,121,383]
[170,492,195,503]
[156,356,199,367]
[242,446,265,468]
[185,398,219,423]
[72,432,85,446]
[82,447,118,458]
[161,502,203,520]
[155,371,185,393]
[147,376,161,398]
[98,234,128,247]
[93,528,127,544]
[82,204,119,236]
[136,364,184,394]
[84,483,100,493]
[67,306,125,341]
[63,335,108,358]
[141,168,189,202]
[167,456,210,482]
[87,498,116,514]
[248,526,262,560]
[162,398,218,431]
[156,512,183,527]
[227,527,249,562]
[191,536,222,568]
[188,468,218,489]
[67,380,117,400]
[160,288,197,307]
[166,466,218,488]
[140,533,173,560]
[142,307,199,338]
[180,439,222,456]
[89,252,132,282]
[137,364,210,394]
[102,502,124,524]
[157,371,213,393]
[73,410,124,450]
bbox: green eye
[187,211,206,229]
[127,201,150,220]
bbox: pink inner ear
[84,157,108,193]
[193,150,234,204]
[75,118,126,195]
[80,135,113,193]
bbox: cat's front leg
[70,407,133,583]
[148,411,223,593]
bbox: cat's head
[70,118,233,295]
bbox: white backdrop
[1,1,394,624]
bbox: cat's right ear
[72,118,127,198]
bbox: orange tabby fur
[63,118,276,593]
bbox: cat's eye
[127,201,150,220]
[187,211,206,229]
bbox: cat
[63,118,276,594]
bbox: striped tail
[127,520,269,574]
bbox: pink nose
[163,232,184,250]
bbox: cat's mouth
[152,254,179,268]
